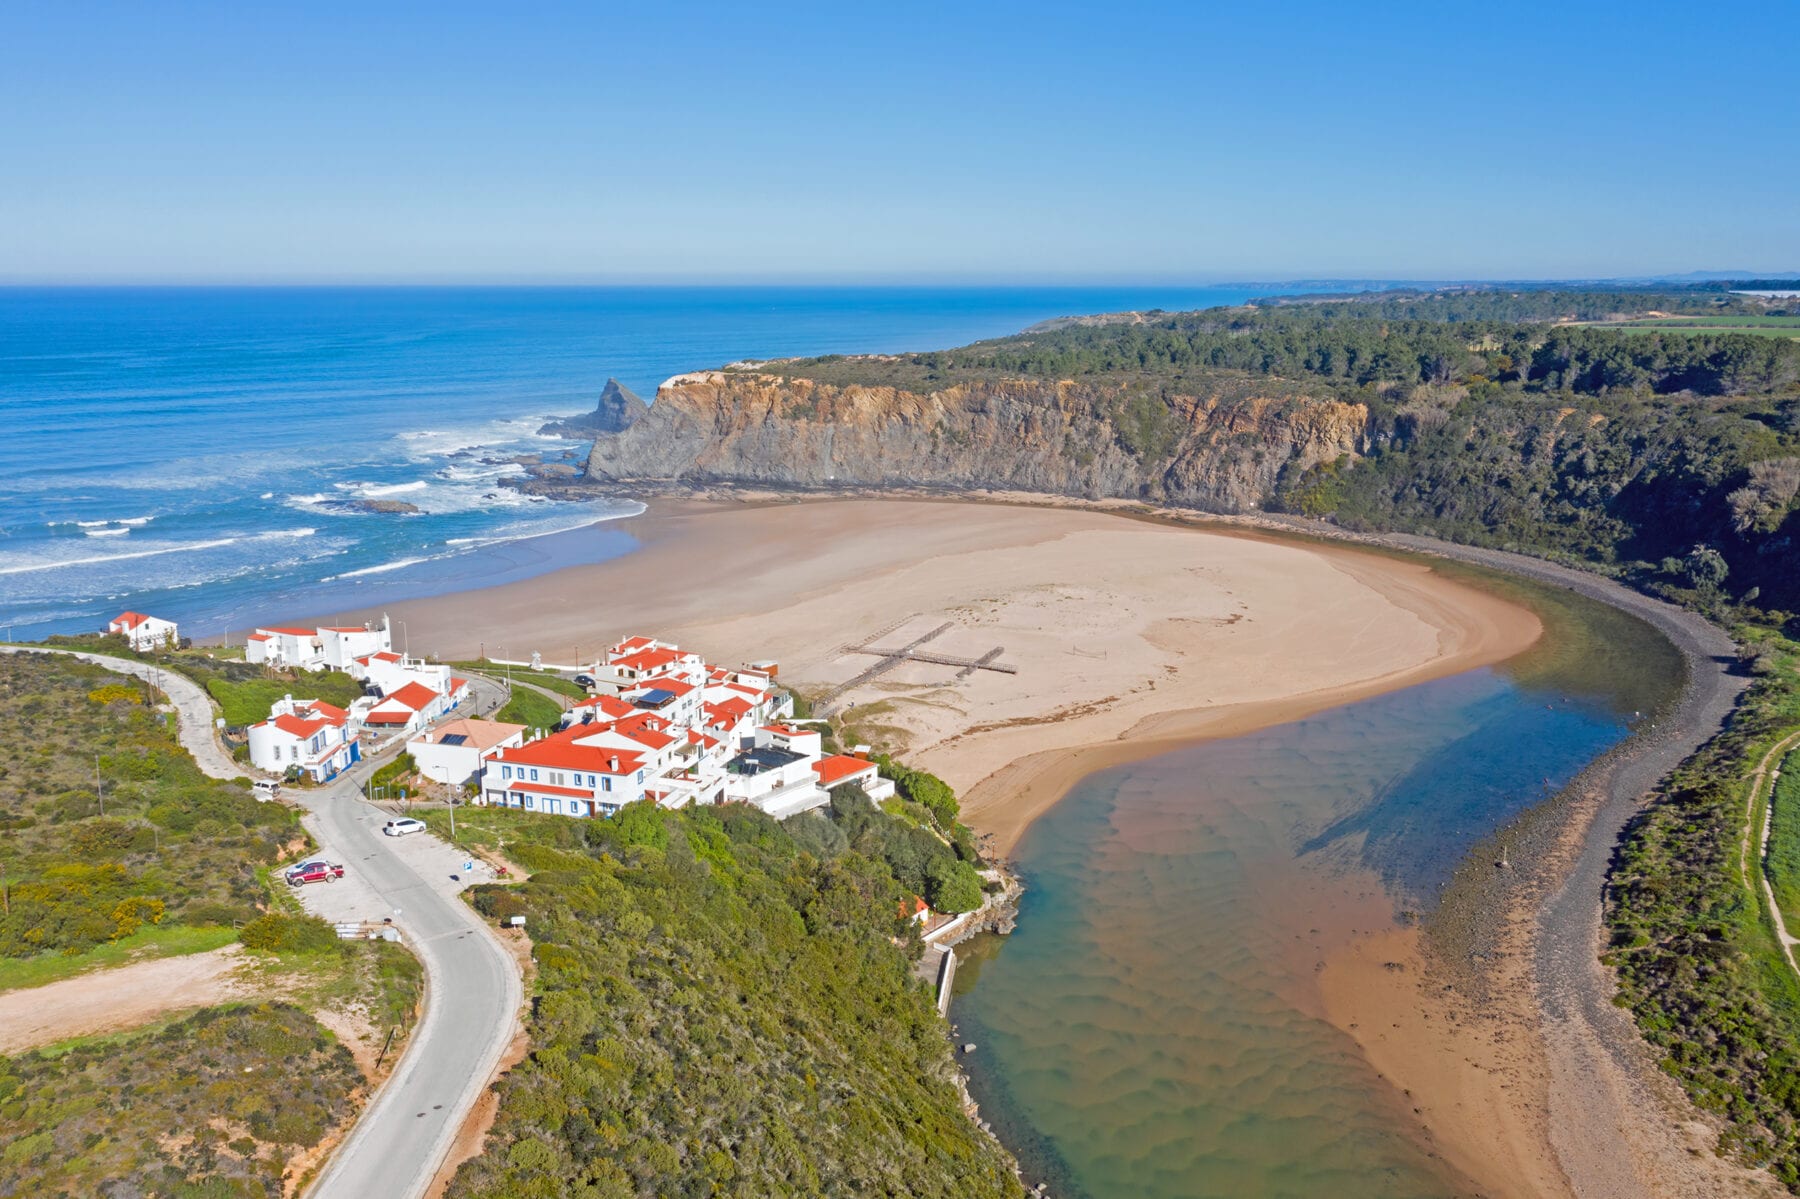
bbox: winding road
[2,646,524,1199]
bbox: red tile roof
[263,626,320,638]
[494,735,645,776]
[271,713,333,739]
[298,701,349,723]
[383,681,440,711]
[111,611,150,629]
[572,694,635,719]
[815,754,877,788]
[614,647,683,673]
[246,633,270,642]
[704,697,753,722]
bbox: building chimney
[609,755,619,772]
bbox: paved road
[2,646,523,1199]
[300,769,522,1199]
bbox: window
[502,765,512,780]
[524,796,536,810]
[529,769,538,781]
[549,771,564,787]
[637,770,645,784]
[545,798,561,815]
[601,777,611,792]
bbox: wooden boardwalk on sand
[818,619,1017,706]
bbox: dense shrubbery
[0,653,300,958]
[0,1002,359,1197]
[1607,629,1800,1185]
[238,912,340,954]
[448,798,1020,1199]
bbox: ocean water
[951,592,1682,1198]
[0,285,1258,639]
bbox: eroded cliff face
[584,370,1366,512]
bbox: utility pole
[95,753,103,816]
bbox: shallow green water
[952,586,1679,1199]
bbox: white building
[245,626,326,671]
[363,677,468,734]
[408,717,526,787]
[813,752,896,801]
[352,651,453,698]
[107,611,178,652]
[476,634,818,822]
[319,618,390,670]
[481,731,651,818]
[247,696,358,782]
[245,617,391,672]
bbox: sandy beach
[377,497,1541,850]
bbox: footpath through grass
[447,660,587,699]
[1767,749,1800,932]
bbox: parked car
[251,780,281,801]
[383,817,426,837]
[573,673,596,688]
[285,860,344,886]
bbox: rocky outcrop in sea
[539,378,649,439]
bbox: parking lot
[285,797,502,934]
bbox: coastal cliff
[582,368,1366,511]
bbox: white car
[251,780,281,801]
[382,817,426,837]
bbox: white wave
[0,537,242,577]
[260,492,274,499]
[336,480,429,498]
[324,556,430,581]
[84,527,131,538]
[289,493,330,505]
[115,516,154,527]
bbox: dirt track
[0,944,258,1054]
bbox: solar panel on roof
[439,733,468,746]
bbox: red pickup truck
[285,860,345,887]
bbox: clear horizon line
[1,270,1794,290]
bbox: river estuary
[951,574,1682,1198]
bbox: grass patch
[496,686,563,731]
[205,670,365,727]
[0,922,237,994]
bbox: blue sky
[3,1,1795,283]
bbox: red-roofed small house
[813,753,895,800]
[107,611,178,652]
[247,695,359,781]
